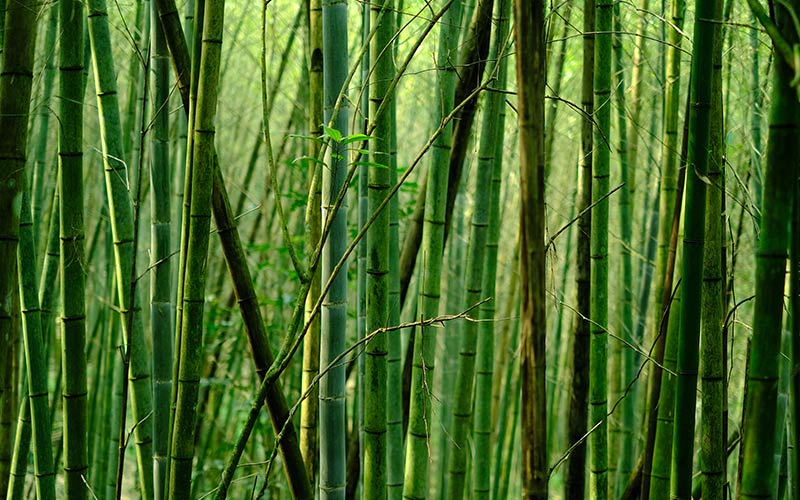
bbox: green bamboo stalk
[565,0,594,492]
[0,291,17,495]
[748,13,763,232]
[633,96,662,353]
[700,2,724,498]
[624,0,650,195]
[640,0,685,491]
[792,105,800,500]
[320,0,350,494]
[497,344,521,500]
[431,49,466,500]
[543,2,571,172]
[30,192,60,487]
[17,189,56,500]
[514,0,546,494]
[357,4,370,494]
[776,427,788,500]
[773,327,790,500]
[154,3,314,495]
[0,0,41,490]
[669,0,717,492]
[386,66,402,500]
[173,0,193,237]
[471,1,508,494]
[397,0,493,308]
[9,172,63,500]
[59,0,89,494]
[739,0,799,494]
[123,3,148,193]
[85,211,114,473]
[0,0,5,55]
[432,201,464,500]
[490,330,516,500]
[647,87,691,500]
[150,7,173,500]
[6,372,30,500]
[90,303,112,497]
[444,0,507,491]
[86,0,155,495]
[363,0,394,495]
[105,330,123,500]
[648,272,681,500]
[611,5,635,492]
[168,0,224,495]
[591,0,613,493]
[441,161,481,500]
[401,0,461,497]
[30,5,59,246]
[168,0,202,486]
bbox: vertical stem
[167,0,224,495]
[320,0,350,494]
[513,0,547,493]
[59,0,89,494]
[591,0,613,492]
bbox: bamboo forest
[1,0,799,494]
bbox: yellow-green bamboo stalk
[86,0,155,495]
[301,0,323,485]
